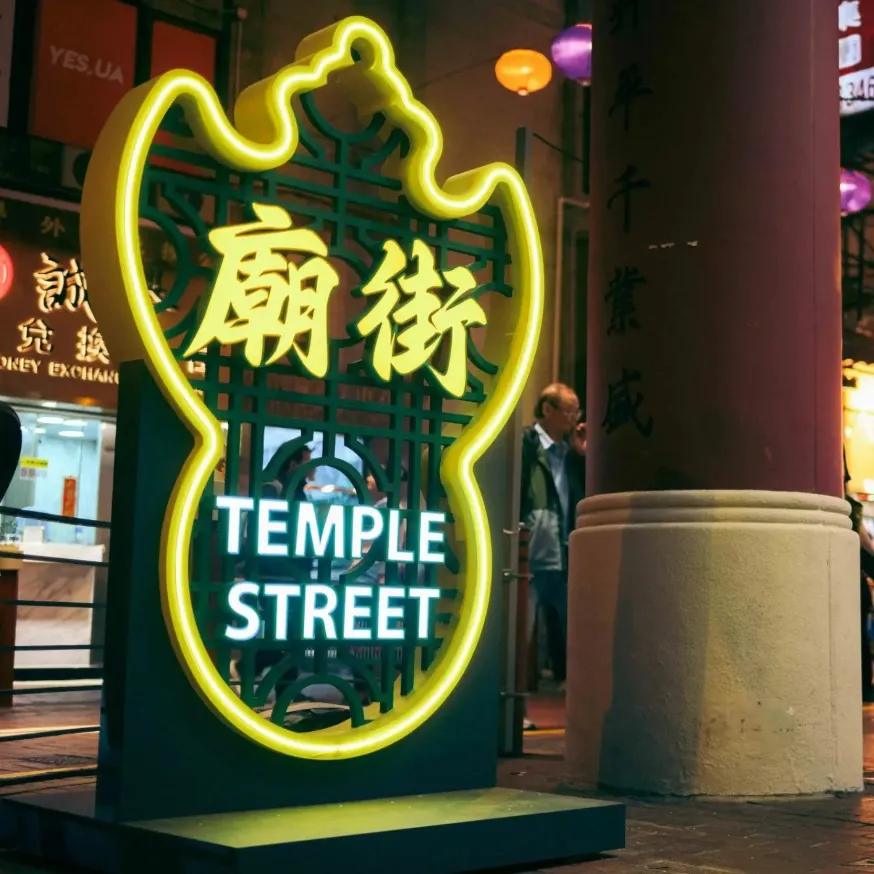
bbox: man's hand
[570,423,587,455]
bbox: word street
[225,581,441,643]
[216,496,447,643]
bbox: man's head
[535,383,582,441]
[366,465,407,493]
[277,444,311,483]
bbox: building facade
[0,0,583,680]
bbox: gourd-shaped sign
[81,17,543,759]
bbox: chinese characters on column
[602,368,653,437]
[605,267,646,335]
[608,63,653,132]
[603,0,654,437]
[609,0,640,35]
[606,165,651,234]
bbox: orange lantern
[495,49,552,96]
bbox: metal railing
[0,504,107,786]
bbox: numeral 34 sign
[81,17,543,760]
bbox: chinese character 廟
[354,239,487,398]
[184,203,339,375]
[17,318,54,355]
[76,326,110,365]
[34,253,95,322]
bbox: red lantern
[0,245,13,301]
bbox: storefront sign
[19,457,48,480]
[61,476,77,517]
[150,20,216,80]
[2,243,117,383]
[81,17,543,760]
[0,197,202,408]
[0,0,15,129]
[840,0,874,115]
[30,0,137,148]
[0,235,119,406]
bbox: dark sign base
[2,782,625,874]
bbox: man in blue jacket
[520,383,586,689]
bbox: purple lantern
[841,168,872,214]
[550,23,593,83]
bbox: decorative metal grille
[140,92,511,731]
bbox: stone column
[566,0,862,795]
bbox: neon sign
[81,16,543,760]
[0,244,12,300]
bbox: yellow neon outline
[81,16,543,760]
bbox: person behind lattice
[231,443,314,701]
[348,466,425,587]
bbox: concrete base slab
[1,782,625,873]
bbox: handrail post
[0,562,20,707]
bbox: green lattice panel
[140,92,511,730]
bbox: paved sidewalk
[2,697,874,871]
[496,705,874,873]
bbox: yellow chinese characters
[76,326,110,365]
[34,253,94,323]
[184,204,339,375]
[355,239,487,398]
[17,318,53,355]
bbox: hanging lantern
[841,168,872,215]
[0,245,12,301]
[551,23,593,83]
[495,49,552,96]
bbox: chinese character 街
[184,203,340,375]
[354,239,487,398]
